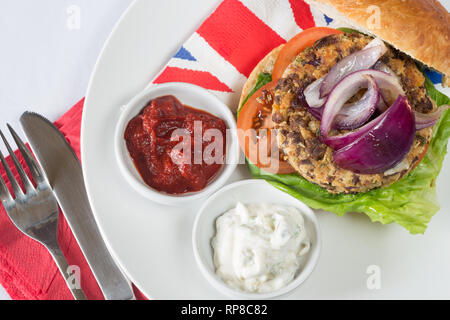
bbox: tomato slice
[272,27,343,81]
[238,81,295,174]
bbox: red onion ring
[320,71,380,138]
[352,69,405,106]
[320,70,407,150]
[333,95,415,174]
[377,94,389,112]
[333,75,379,130]
[306,103,323,120]
[415,106,450,130]
[373,61,449,129]
[301,74,384,130]
[372,61,404,110]
[320,38,387,98]
[304,77,326,108]
[373,61,396,77]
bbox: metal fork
[0,125,87,300]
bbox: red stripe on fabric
[153,67,233,92]
[0,98,149,300]
[197,0,285,77]
[289,0,316,30]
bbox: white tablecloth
[0,0,449,300]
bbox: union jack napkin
[151,0,352,111]
[0,0,446,300]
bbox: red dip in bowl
[124,95,227,195]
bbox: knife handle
[48,245,88,300]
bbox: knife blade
[20,112,135,300]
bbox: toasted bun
[238,45,284,109]
[304,0,450,77]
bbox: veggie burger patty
[272,33,435,194]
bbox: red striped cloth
[197,0,286,77]
[0,0,320,299]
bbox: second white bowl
[192,179,322,299]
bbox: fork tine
[7,124,46,186]
[0,130,32,194]
[0,166,13,205]
[0,147,23,198]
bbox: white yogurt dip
[211,202,311,293]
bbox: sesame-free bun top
[304,0,450,77]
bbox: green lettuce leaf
[337,27,362,34]
[247,75,450,234]
[237,72,272,116]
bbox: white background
[0,0,449,300]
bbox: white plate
[82,0,450,299]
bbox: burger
[237,0,450,234]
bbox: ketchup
[124,95,227,195]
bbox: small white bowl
[192,179,321,299]
[115,82,239,206]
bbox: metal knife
[20,112,135,300]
